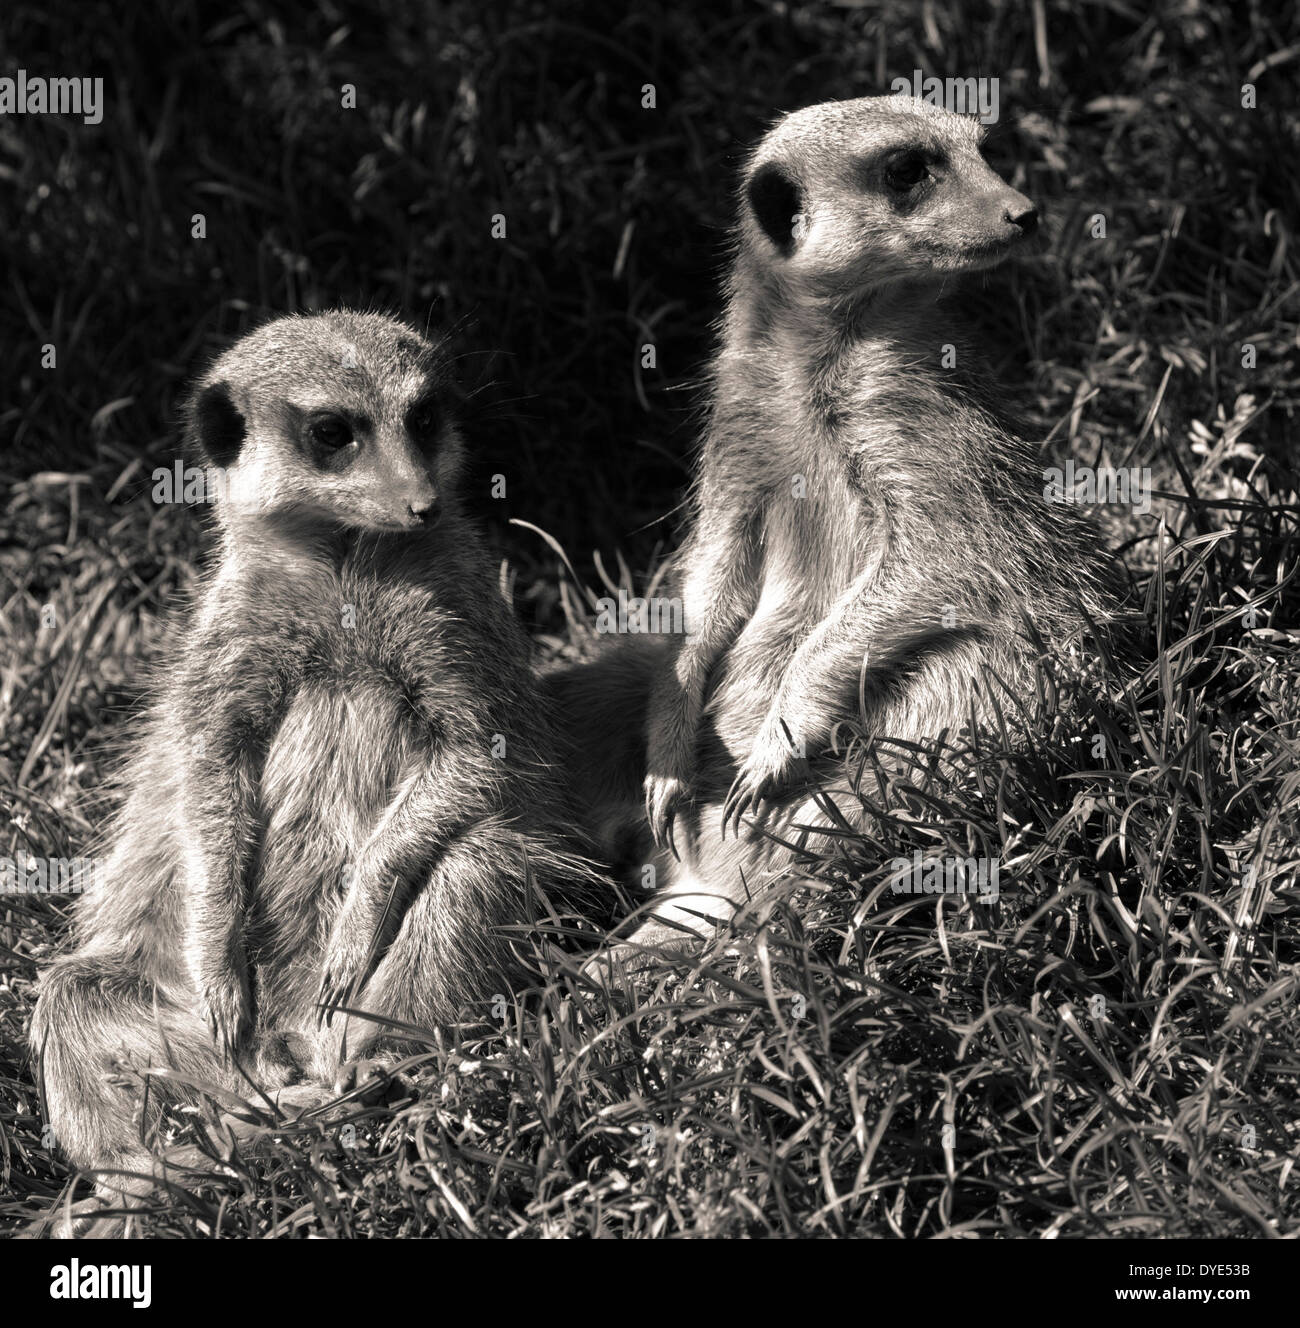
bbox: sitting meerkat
[30,311,602,1223]
[560,94,1115,956]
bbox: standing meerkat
[564,95,1115,954]
[30,311,602,1220]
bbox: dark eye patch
[301,411,361,472]
[405,393,443,449]
[883,149,934,192]
[310,415,352,449]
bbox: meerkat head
[185,311,462,535]
[741,94,1038,300]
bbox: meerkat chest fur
[708,278,956,661]
[189,536,465,880]
[713,300,864,614]
[713,207,1058,640]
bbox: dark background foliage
[3,0,1296,586]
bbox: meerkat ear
[747,162,804,256]
[186,381,246,468]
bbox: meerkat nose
[408,495,439,525]
[1005,202,1039,235]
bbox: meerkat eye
[884,152,930,192]
[309,414,353,450]
[406,397,442,444]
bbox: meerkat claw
[318,976,345,1028]
[201,980,248,1063]
[720,776,751,837]
[317,975,337,1027]
[646,775,688,853]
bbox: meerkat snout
[362,426,442,529]
[970,178,1037,243]
[186,311,462,535]
[1005,200,1038,234]
[407,491,438,525]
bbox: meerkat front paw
[580,939,644,985]
[47,1196,122,1239]
[645,769,693,857]
[646,678,702,854]
[331,1055,394,1098]
[317,956,360,1029]
[317,932,377,1028]
[260,1080,334,1118]
[200,963,251,1062]
[720,718,808,836]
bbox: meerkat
[30,310,603,1225]
[566,95,1117,957]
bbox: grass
[2,0,1298,1236]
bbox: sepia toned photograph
[0,0,1296,1286]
